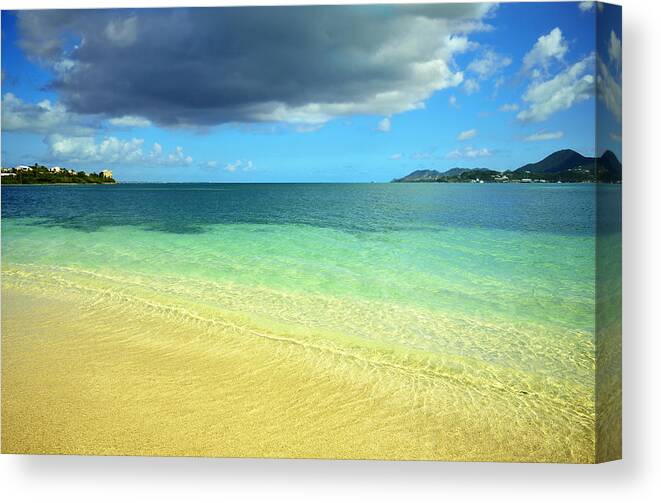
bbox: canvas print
[1,2,621,463]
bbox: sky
[1,2,621,182]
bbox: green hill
[393,149,621,183]
[1,164,116,184]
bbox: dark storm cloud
[16,5,493,127]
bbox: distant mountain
[393,167,474,183]
[392,149,621,183]
[393,169,445,183]
[442,167,472,177]
[515,149,592,174]
[515,149,621,183]
[596,150,622,183]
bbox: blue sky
[1,2,621,182]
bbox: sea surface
[1,183,621,461]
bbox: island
[0,164,116,184]
[393,149,622,184]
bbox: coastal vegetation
[393,149,622,184]
[0,164,115,184]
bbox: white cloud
[46,134,193,166]
[468,50,512,79]
[227,28,478,127]
[389,153,402,160]
[445,146,491,159]
[52,58,78,82]
[376,117,391,133]
[410,152,433,160]
[105,16,138,47]
[523,28,568,73]
[225,161,240,173]
[98,137,146,163]
[2,94,152,138]
[517,54,595,122]
[48,135,100,161]
[448,95,459,109]
[493,75,505,90]
[1,93,95,136]
[151,142,163,157]
[47,135,142,163]
[4,93,189,167]
[457,128,477,141]
[224,159,255,173]
[108,115,152,128]
[596,35,622,120]
[168,146,193,165]
[463,79,480,95]
[597,56,622,122]
[499,103,519,112]
[295,123,324,133]
[578,2,595,12]
[608,30,622,71]
[524,131,564,141]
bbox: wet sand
[2,269,596,462]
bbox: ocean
[1,183,620,461]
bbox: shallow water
[1,183,619,461]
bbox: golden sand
[2,268,597,462]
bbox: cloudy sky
[1,2,621,182]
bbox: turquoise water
[2,183,608,389]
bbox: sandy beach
[2,264,596,462]
[1,182,620,462]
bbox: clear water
[1,183,601,377]
[1,183,619,460]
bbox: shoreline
[1,181,623,186]
[1,182,116,186]
[1,262,597,462]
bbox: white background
[1,1,659,501]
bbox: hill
[1,164,116,184]
[393,149,621,183]
[393,167,475,183]
[394,169,445,183]
[515,149,592,174]
[515,149,621,182]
